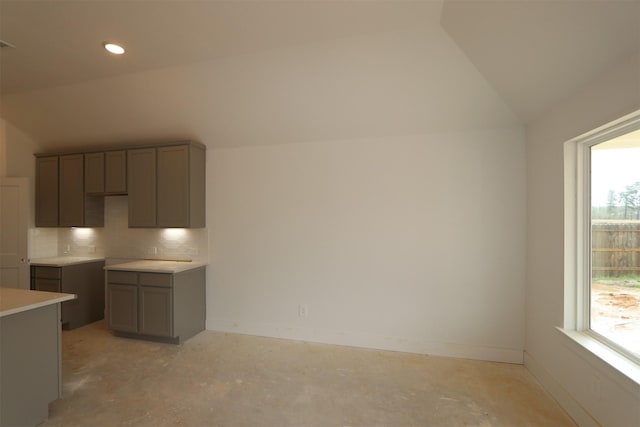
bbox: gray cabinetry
[59,154,85,226]
[84,152,104,194]
[105,150,127,193]
[85,151,127,195]
[35,156,59,227]
[36,154,104,227]
[157,145,205,227]
[139,286,172,336]
[1,302,62,427]
[127,148,157,227]
[107,283,138,332]
[30,261,105,329]
[36,141,203,228]
[106,267,205,343]
[128,143,205,228]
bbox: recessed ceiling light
[103,42,125,55]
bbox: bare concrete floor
[43,321,575,427]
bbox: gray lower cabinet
[30,261,105,329]
[106,283,138,332]
[1,303,63,427]
[106,267,205,343]
[139,286,172,336]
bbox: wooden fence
[592,220,640,277]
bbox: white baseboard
[206,317,524,364]
[524,351,598,427]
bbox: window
[565,111,640,363]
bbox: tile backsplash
[29,228,59,259]
[51,196,208,262]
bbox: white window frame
[562,109,640,384]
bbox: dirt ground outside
[591,280,640,356]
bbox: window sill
[557,327,640,392]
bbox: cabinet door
[157,145,189,227]
[107,284,138,332]
[105,150,127,194]
[139,286,172,337]
[84,152,105,194]
[59,154,84,226]
[35,157,59,227]
[33,278,61,293]
[128,148,156,227]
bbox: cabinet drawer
[107,270,138,285]
[32,266,61,279]
[34,278,61,293]
[139,273,172,287]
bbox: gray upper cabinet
[105,151,127,194]
[59,154,85,226]
[129,143,205,228]
[157,145,205,228]
[85,150,127,195]
[84,152,104,194]
[36,141,204,228]
[35,156,59,227]
[36,154,104,227]
[59,154,104,227]
[128,148,157,227]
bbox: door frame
[0,177,29,289]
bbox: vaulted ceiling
[0,0,440,95]
[441,0,640,123]
[1,0,638,149]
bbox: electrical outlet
[88,245,96,253]
[148,247,158,255]
[298,304,309,317]
[64,245,71,254]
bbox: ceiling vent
[0,40,16,48]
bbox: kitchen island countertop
[0,287,76,318]
[30,256,105,267]
[104,260,207,274]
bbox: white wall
[208,129,526,363]
[192,25,528,363]
[525,52,640,426]
[194,26,527,363]
[0,118,59,259]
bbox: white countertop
[104,260,207,273]
[0,288,76,318]
[30,256,105,267]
